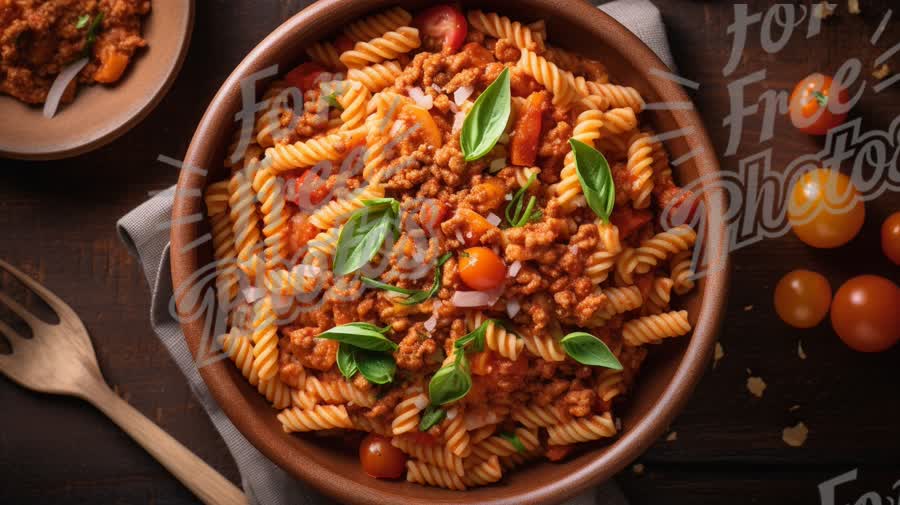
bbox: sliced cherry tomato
[459,247,506,291]
[510,91,546,166]
[830,275,900,352]
[284,62,328,92]
[359,434,407,479]
[449,208,498,246]
[788,168,865,249]
[334,34,355,53]
[788,73,851,135]
[285,170,334,208]
[413,4,468,53]
[400,103,443,147]
[881,212,900,265]
[610,207,653,238]
[774,270,832,329]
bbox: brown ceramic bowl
[172,1,729,503]
[0,2,194,160]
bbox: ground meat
[395,328,438,371]
[493,38,521,63]
[561,384,596,417]
[283,326,338,371]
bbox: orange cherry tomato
[830,275,899,352]
[774,270,832,328]
[882,212,900,265]
[400,104,443,147]
[788,168,865,248]
[359,434,407,479]
[510,91,546,166]
[452,208,498,246]
[459,247,506,291]
[788,73,851,135]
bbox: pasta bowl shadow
[171,0,729,503]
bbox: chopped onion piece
[408,86,433,109]
[452,111,466,133]
[451,290,492,307]
[454,229,465,244]
[424,314,437,332]
[489,158,506,173]
[431,83,443,93]
[505,193,513,201]
[454,85,474,106]
[507,299,521,318]
[448,101,459,113]
[508,260,522,277]
[464,410,499,430]
[242,286,267,303]
[43,57,88,118]
[413,395,429,410]
[446,407,458,420]
[486,212,501,226]
[498,133,510,145]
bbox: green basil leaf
[317,323,398,351]
[333,199,399,275]
[461,67,511,162]
[355,349,396,384]
[428,353,472,406]
[337,343,358,379]
[362,252,452,306]
[83,12,105,57]
[361,277,418,295]
[505,172,542,227]
[570,139,615,222]
[560,331,623,369]
[419,406,446,431]
[454,319,492,353]
[76,14,91,29]
[324,92,344,111]
[343,322,392,334]
[499,432,526,453]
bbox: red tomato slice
[413,5,468,53]
[610,207,653,238]
[510,92,546,166]
[284,62,328,92]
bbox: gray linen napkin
[116,2,673,503]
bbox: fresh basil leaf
[499,432,526,453]
[461,68,511,162]
[324,92,344,111]
[570,139,615,222]
[355,349,396,384]
[343,321,392,334]
[560,331,623,369]
[361,276,417,295]
[337,343,358,379]
[428,353,472,406]
[455,319,492,353]
[362,252,452,306]
[505,172,542,227]
[317,323,398,351]
[419,406,446,431]
[333,199,399,276]
[76,14,91,29]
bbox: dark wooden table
[2,1,898,504]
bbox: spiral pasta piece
[255,81,293,147]
[521,329,566,362]
[547,412,617,445]
[251,166,289,270]
[277,405,353,432]
[227,170,264,277]
[625,132,656,209]
[443,413,471,457]
[469,424,497,446]
[467,10,545,51]
[305,41,343,70]
[309,184,385,230]
[391,392,428,435]
[470,428,539,464]
[513,166,540,188]
[586,222,622,285]
[614,247,638,286]
[670,250,696,295]
[462,456,503,487]
[586,83,645,112]
[335,80,371,130]
[344,7,412,42]
[601,107,638,136]
[392,435,465,476]
[406,459,466,490]
[305,376,375,407]
[596,368,626,403]
[645,277,674,315]
[623,310,691,346]
[468,312,523,361]
[292,388,318,410]
[553,108,605,212]
[599,286,643,318]
[347,61,403,93]
[634,225,697,274]
[350,414,392,436]
[219,332,291,409]
[206,182,240,305]
[339,26,421,69]
[517,48,576,107]
[265,128,365,172]
[250,297,279,381]
[511,404,562,429]
[303,226,340,265]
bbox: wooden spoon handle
[83,380,247,505]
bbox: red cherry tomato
[830,275,900,353]
[610,207,653,239]
[788,73,851,135]
[787,168,865,249]
[882,212,900,265]
[359,434,407,479]
[773,270,832,328]
[459,247,506,291]
[284,62,328,92]
[413,4,468,53]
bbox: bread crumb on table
[783,422,809,447]
[848,0,860,14]
[814,1,837,19]
[798,340,807,360]
[713,342,725,368]
[632,464,645,475]
[789,404,801,412]
[743,305,753,312]
[666,431,678,442]
[747,376,767,398]
[873,64,892,80]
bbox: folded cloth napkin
[117,1,673,503]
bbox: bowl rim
[0,1,195,161]
[172,1,730,504]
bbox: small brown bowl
[172,1,729,503]
[0,2,194,160]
